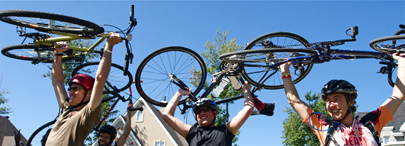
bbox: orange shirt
[304,105,393,146]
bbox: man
[162,81,254,146]
[98,102,134,146]
[280,53,405,146]
[45,32,122,146]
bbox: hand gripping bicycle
[219,25,405,88]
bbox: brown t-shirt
[46,99,102,146]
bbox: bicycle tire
[370,35,405,53]
[237,32,313,89]
[27,120,56,146]
[135,46,207,107]
[0,10,101,34]
[72,62,133,93]
[1,44,75,63]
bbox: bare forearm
[117,111,131,146]
[385,59,405,115]
[163,92,182,116]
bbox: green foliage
[0,89,12,115]
[200,29,244,145]
[281,92,328,146]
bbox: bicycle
[218,25,405,89]
[0,4,136,77]
[135,48,276,116]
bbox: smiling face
[325,93,354,121]
[195,106,217,127]
[98,132,111,146]
[68,83,88,106]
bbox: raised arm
[52,42,69,108]
[116,102,133,146]
[280,62,310,120]
[162,89,192,138]
[226,81,254,135]
[89,32,122,111]
[382,53,405,115]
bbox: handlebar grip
[130,4,134,17]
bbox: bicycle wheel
[27,120,55,146]
[1,44,74,63]
[135,46,207,106]
[238,32,313,89]
[0,10,101,34]
[370,35,405,53]
[72,62,133,93]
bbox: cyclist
[45,32,122,146]
[280,52,405,146]
[98,102,134,146]
[162,81,254,146]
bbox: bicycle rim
[1,44,74,63]
[0,10,101,34]
[135,46,207,107]
[240,32,313,89]
[370,35,405,53]
[72,62,133,93]
[27,120,55,146]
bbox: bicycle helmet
[321,79,357,101]
[99,124,117,145]
[193,98,217,114]
[69,74,95,90]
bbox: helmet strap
[72,90,90,109]
[196,110,217,128]
[335,95,353,122]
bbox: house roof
[135,97,188,146]
[93,97,188,146]
[356,102,405,132]
[0,115,28,146]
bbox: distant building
[357,103,405,146]
[0,115,28,146]
[92,97,188,146]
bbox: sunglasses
[68,86,85,91]
[196,107,212,114]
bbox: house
[0,115,28,146]
[92,97,188,146]
[357,103,405,146]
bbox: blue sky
[0,1,404,145]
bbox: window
[383,136,390,144]
[136,110,143,122]
[154,141,165,146]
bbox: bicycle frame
[171,62,274,116]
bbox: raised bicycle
[134,48,276,116]
[0,4,136,77]
[219,25,405,89]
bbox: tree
[0,89,12,115]
[200,29,244,145]
[42,39,119,145]
[281,92,327,146]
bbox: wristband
[104,49,112,54]
[282,73,291,79]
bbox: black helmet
[99,124,117,142]
[321,79,357,100]
[193,98,217,114]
